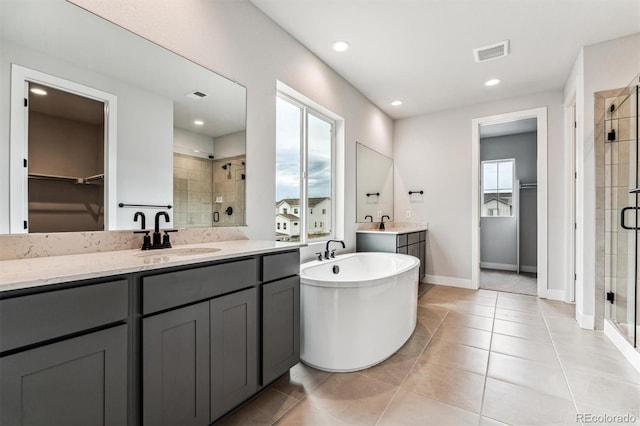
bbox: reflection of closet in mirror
[27,82,105,233]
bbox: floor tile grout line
[267,369,333,426]
[478,290,499,420]
[537,298,584,426]
[374,298,451,426]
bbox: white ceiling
[250,0,640,120]
[480,118,537,139]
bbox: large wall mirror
[356,143,393,223]
[0,0,246,234]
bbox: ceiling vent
[185,91,208,100]
[473,40,510,63]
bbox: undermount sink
[135,247,221,258]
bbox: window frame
[480,158,515,218]
[276,92,336,243]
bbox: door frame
[471,107,549,297]
[9,64,118,233]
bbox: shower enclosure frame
[601,75,640,366]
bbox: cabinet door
[419,241,426,280]
[262,276,300,385]
[407,242,420,259]
[143,302,209,426]
[0,325,127,426]
[210,288,258,422]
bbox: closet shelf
[28,173,104,185]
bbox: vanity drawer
[0,279,128,353]
[262,250,300,282]
[408,232,421,245]
[397,234,408,247]
[142,258,257,314]
[420,231,426,241]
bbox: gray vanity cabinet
[142,302,210,426]
[141,258,261,424]
[0,279,129,426]
[357,230,427,279]
[210,287,258,421]
[262,276,300,385]
[261,251,301,386]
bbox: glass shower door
[609,80,638,347]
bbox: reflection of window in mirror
[481,159,515,217]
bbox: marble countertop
[356,226,428,235]
[0,240,304,293]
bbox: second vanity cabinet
[357,230,427,279]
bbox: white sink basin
[135,247,220,258]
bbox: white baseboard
[577,311,595,330]
[480,262,538,274]
[544,289,565,301]
[604,320,640,374]
[424,274,474,289]
[480,262,516,272]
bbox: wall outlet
[215,196,223,203]
[405,210,412,219]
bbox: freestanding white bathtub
[299,252,419,372]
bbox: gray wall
[480,131,537,270]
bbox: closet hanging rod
[28,172,104,184]
[118,203,172,209]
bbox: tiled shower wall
[174,153,214,228]
[597,86,638,333]
[173,153,245,228]
[212,156,245,227]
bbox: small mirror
[356,143,393,222]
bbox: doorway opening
[479,119,538,295]
[471,107,548,297]
[9,64,117,233]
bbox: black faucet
[153,212,170,248]
[134,211,146,230]
[324,239,345,259]
[379,215,390,230]
[364,215,373,222]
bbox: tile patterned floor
[219,284,640,426]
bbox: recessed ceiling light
[30,87,47,95]
[391,100,403,106]
[331,41,350,52]
[193,120,204,126]
[485,78,501,86]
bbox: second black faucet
[324,239,345,259]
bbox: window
[294,208,298,214]
[322,209,326,214]
[283,223,287,230]
[276,94,334,242]
[283,208,288,214]
[481,159,514,217]
[277,223,281,230]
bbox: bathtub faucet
[324,239,345,260]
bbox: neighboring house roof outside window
[275,197,330,207]
[276,213,300,221]
[482,196,512,207]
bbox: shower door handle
[620,206,640,230]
